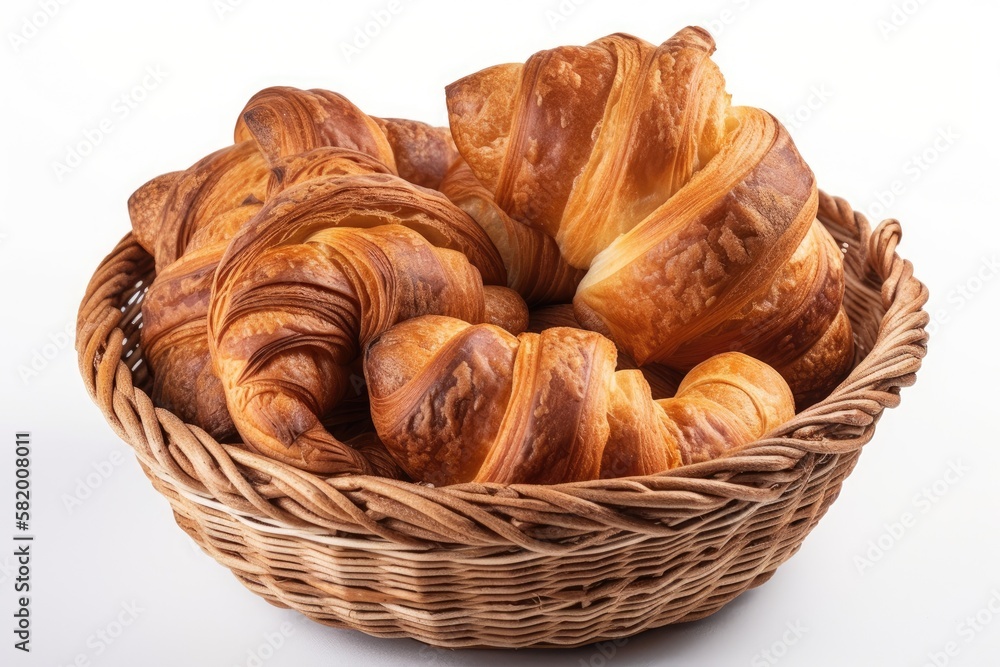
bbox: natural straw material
[77,191,928,648]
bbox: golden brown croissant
[373,117,458,190]
[132,48,817,485]
[140,151,390,440]
[364,315,794,485]
[131,140,270,438]
[234,86,397,169]
[445,27,854,406]
[233,86,457,189]
[135,87,462,441]
[131,90,369,271]
[206,157,528,474]
[527,303,683,399]
[128,140,270,271]
[440,159,585,306]
[141,239,244,440]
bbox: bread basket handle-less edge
[75,190,929,648]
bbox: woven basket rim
[75,189,929,549]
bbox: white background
[1,0,998,665]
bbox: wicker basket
[76,191,927,649]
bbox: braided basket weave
[76,191,927,648]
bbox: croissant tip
[128,171,181,252]
[672,25,718,53]
[240,105,268,135]
[684,25,715,39]
[443,78,463,102]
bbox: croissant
[132,32,827,484]
[445,27,854,406]
[135,86,471,441]
[131,141,270,438]
[141,238,245,439]
[373,117,458,190]
[206,150,530,474]
[439,159,585,306]
[139,150,389,440]
[364,315,794,485]
[528,303,683,400]
[128,140,270,271]
[233,87,459,189]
